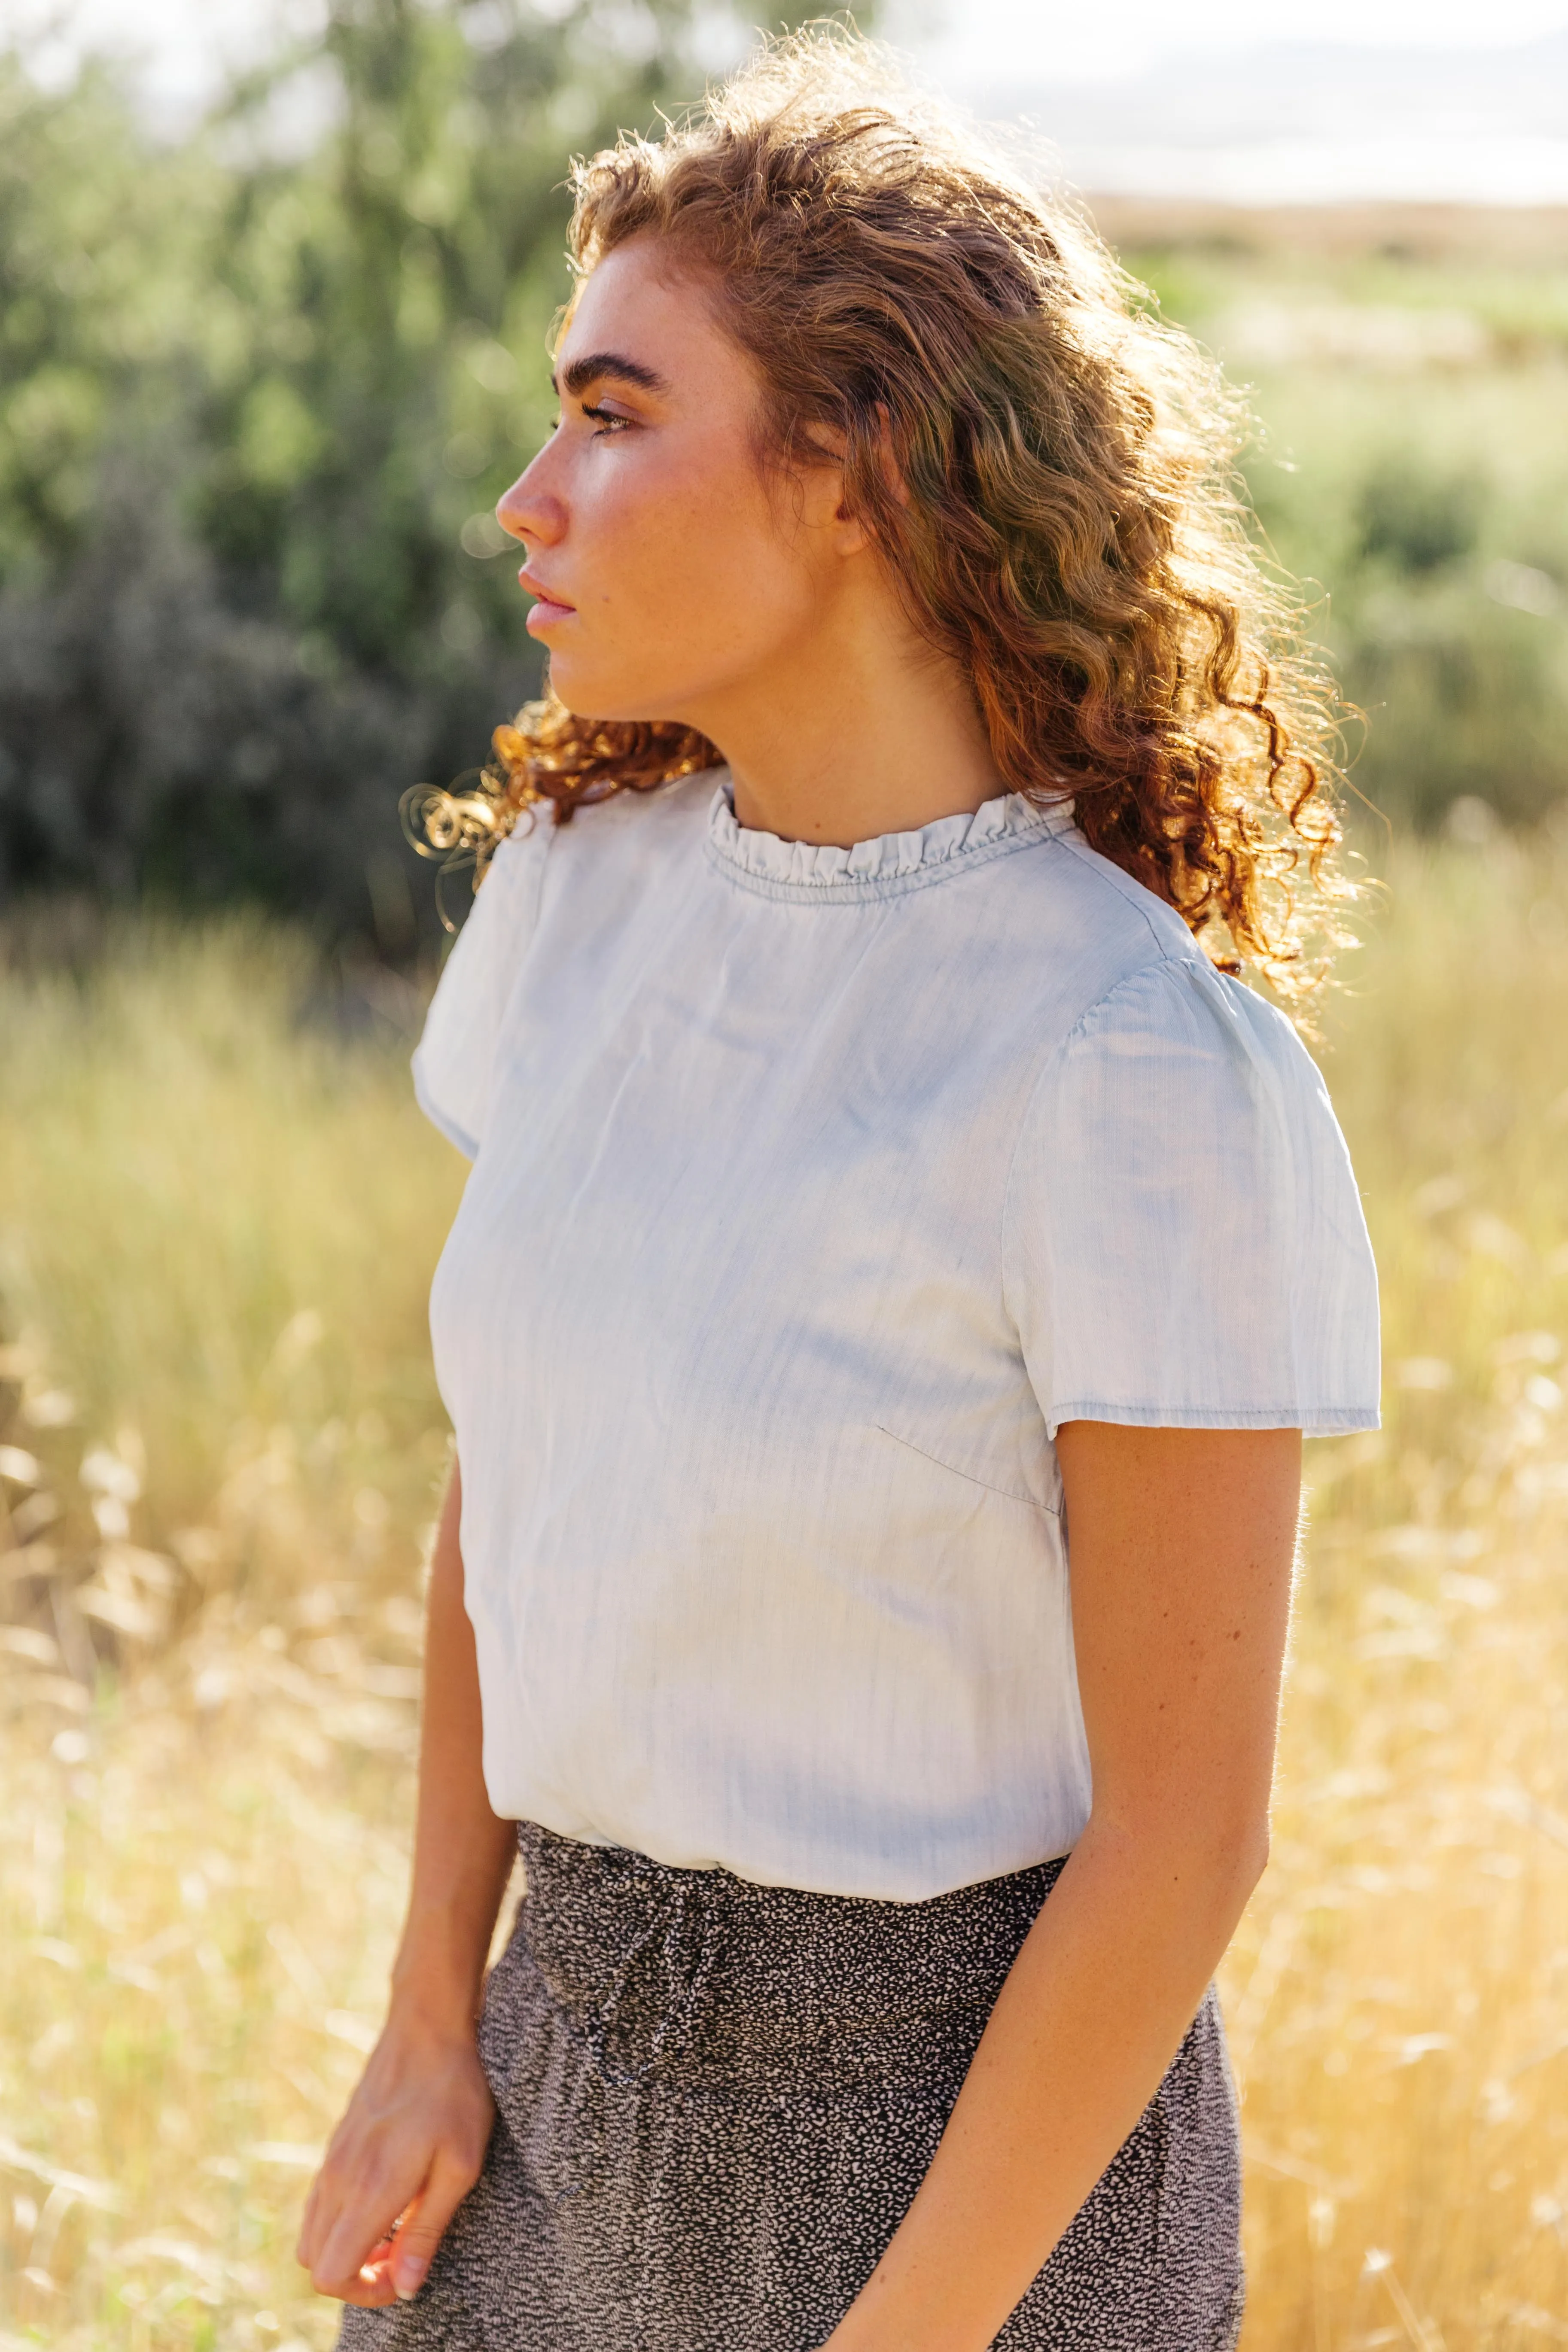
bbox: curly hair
[412,29,1346,995]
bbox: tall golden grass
[2,831,1567,2349]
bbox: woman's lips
[518,568,575,625]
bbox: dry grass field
[2,822,1567,2351]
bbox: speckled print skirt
[338,1823,1244,2352]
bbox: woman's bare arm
[297,1457,517,2307]
[825,1422,1301,2352]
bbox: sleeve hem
[1044,1402,1383,1439]
[411,1057,479,1161]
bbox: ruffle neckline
[706,776,1075,894]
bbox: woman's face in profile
[496,240,847,730]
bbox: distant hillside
[1084,200,1568,267]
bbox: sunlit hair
[411,28,1347,996]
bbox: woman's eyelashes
[542,400,635,441]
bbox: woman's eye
[582,404,631,435]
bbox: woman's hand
[297,1999,496,2306]
[297,1457,518,2307]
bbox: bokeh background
[2,3,1567,2346]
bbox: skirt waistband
[512,1822,1066,2083]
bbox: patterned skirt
[338,1823,1244,2351]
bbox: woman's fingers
[298,2022,494,2304]
[387,2144,487,2300]
[337,2228,405,2309]
[295,2133,362,2276]
[308,2147,432,2300]
[296,2153,345,2278]
[295,2172,322,2270]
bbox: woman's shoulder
[962,817,1228,1057]
[541,764,718,870]
[476,764,717,949]
[1002,843,1379,1440]
[411,771,715,1158]
[1006,825,1319,1080]
[1037,934,1342,1177]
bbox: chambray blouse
[414,773,1379,1902]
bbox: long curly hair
[411,30,1346,995]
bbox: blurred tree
[0,1,814,947]
[1355,457,1483,575]
[1243,432,1568,832]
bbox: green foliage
[1123,227,1568,834]
[0,0,803,940]
[1235,370,1568,831]
[1355,459,1483,575]
[200,0,682,671]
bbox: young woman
[299,33,1379,2351]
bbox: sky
[6,0,1568,199]
[898,0,1568,201]
[898,0,1568,81]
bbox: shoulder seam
[1050,829,1182,955]
[997,945,1206,1318]
[1052,940,1212,1062]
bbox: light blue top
[414,773,1380,1900]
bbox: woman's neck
[690,567,1006,849]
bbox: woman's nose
[496,460,565,549]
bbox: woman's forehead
[556,243,740,388]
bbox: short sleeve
[411,816,555,1159]
[1003,955,1380,1439]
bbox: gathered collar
[705,775,1075,903]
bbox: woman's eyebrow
[553,351,671,400]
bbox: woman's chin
[545,668,692,730]
[539,655,609,714]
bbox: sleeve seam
[998,943,1194,1301]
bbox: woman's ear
[787,422,871,554]
[807,407,909,552]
